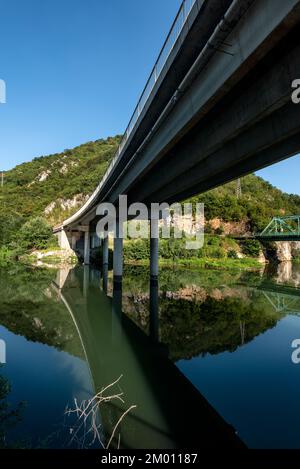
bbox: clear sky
[0,0,181,169]
[0,0,299,195]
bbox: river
[0,262,300,448]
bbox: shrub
[123,239,150,261]
[214,226,224,235]
[228,249,239,259]
[207,236,220,247]
[240,239,261,257]
[207,247,227,259]
[205,222,213,234]
[18,217,56,251]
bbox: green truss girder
[260,215,300,237]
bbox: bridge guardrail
[61,0,200,227]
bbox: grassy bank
[121,236,263,271]
[125,257,262,271]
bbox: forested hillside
[193,174,300,232]
[1,136,121,222]
[1,135,300,250]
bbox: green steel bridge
[257,284,300,317]
[256,216,300,242]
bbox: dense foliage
[191,174,300,232]
[0,265,85,357]
[0,136,121,254]
[123,235,256,262]
[1,135,300,257]
[17,217,57,251]
[0,136,121,236]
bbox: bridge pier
[150,218,159,341]
[113,219,123,292]
[102,235,109,268]
[71,233,77,250]
[150,218,159,285]
[84,229,90,265]
[102,236,109,293]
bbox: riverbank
[125,257,262,271]
[26,246,262,271]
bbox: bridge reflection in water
[51,262,300,449]
[53,266,244,449]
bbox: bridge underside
[125,25,300,206]
[58,0,300,234]
[96,1,300,211]
[57,0,300,266]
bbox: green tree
[241,239,261,257]
[18,217,56,250]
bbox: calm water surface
[0,262,300,448]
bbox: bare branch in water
[106,405,137,449]
[65,375,137,449]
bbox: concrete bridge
[55,0,300,288]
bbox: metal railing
[99,0,198,189]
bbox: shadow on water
[56,261,300,448]
[59,266,245,449]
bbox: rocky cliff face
[209,218,251,236]
[266,241,300,262]
[275,242,293,262]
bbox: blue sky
[0,0,299,194]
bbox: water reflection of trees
[0,265,84,357]
[0,370,25,448]
[125,292,280,361]
[159,295,280,361]
[120,266,286,361]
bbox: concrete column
[102,235,109,294]
[102,264,108,294]
[150,218,159,285]
[71,234,77,250]
[84,229,90,265]
[113,219,123,290]
[102,236,109,267]
[150,217,159,341]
